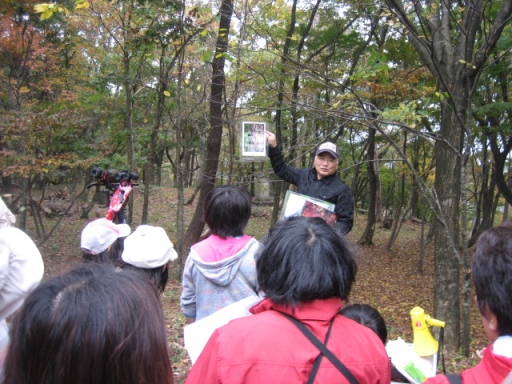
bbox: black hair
[472,225,512,335]
[82,250,111,263]
[339,304,388,344]
[203,185,252,238]
[257,216,357,306]
[82,238,123,263]
[4,263,174,384]
[121,263,169,295]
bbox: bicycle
[87,168,139,225]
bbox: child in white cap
[121,225,178,294]
[80,218,131,262]
[0,204,44,379]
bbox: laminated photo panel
[280,190,337,226]
[241,121,267,160]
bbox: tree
[384,0,512,353]
[184,0,234,250]
[0,2,92,234]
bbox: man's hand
[265,131,277,147]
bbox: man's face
[314,152,338,179]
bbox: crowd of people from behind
[0,137,510,383]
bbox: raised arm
[266,131,302,186]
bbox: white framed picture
[280,190,337,226]
[241,122,266,157]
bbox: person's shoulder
[211,313,264,345]
[326,175,352,196]
[245,237,262,250]
[0,226,28,240]
[328,174,349,186]
[217,309,282,335]
[336,316,383,344]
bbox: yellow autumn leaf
[76,1,90,9]
[34,4,49,13]
[163,91,171,97]
[40,10,54,20]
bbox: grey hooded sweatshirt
[180,237,261,321]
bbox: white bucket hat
[81,218,131,255]
[122,225,178,268]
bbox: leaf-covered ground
[34,186,486,383]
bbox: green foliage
[380,101,423,127]
[0,0,500,251]
[93,153,130,172]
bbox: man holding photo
[265,131,354,235]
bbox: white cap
[0,197,15,229]
[0,227,44,321]
[81,218,131,255]
[122,225,178,268]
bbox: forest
[1,0,512,358]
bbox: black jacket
[268,145,354,235]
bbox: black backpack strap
[280,312,359,384]
[445,374,462,384]
[307,317,335,384]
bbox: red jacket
[185,297,391,384]
[424,343,512,384]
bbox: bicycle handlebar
[87,182,139,190]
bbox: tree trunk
[359,126,377,245]
[269,0,298,226]
[410,138,421,219]
[386,132,408,250]
[142,44,170,224]
[469,141,496,246]
[375,155,382,223]
[385,0,512,353]
[183,0,233,251]
[121,0,137,225]
[418,213,425,274]
[432,97,463,352]
[174,40,186,279]
[155,148,164,187]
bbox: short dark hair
[203,185,252,238]
[82,250,111,263]
[82,239,123,263]
[121,263,169,294]
[257,216,357,306]
[4,263,174,384]
[340,304,388,344]
[472,225,512,335]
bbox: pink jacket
[186,297,391,384]
[424,342,512,384]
